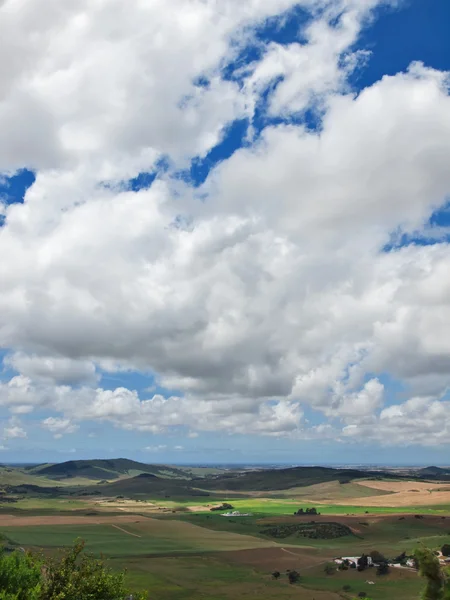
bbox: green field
[158,496,450,516]
[301,567,423,600]
[0,518,279,557]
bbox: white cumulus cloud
[0,0,450,446]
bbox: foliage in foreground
[415,547,450,600]
[0,541,146,600]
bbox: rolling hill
[95,473,210,498]
[29,459,189,481]
[418,466,450,480]
[198,466,399,492]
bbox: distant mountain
[30,459,189,481]
[418,466,450,479]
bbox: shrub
[288,570,300,584]
[376,562,390,576]
[369,550,386,564]
[0,548,41,600]
[0,540,147,600]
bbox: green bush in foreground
[415,547,450,600]
[0,541,146,600]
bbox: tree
[306,507,318,515]
[357,554,368,572]
[414,547,450,600]
[394,552,407,564]
[442,545,450,558]
[0,541,147,600]
[272,571,280,580]
[0,548,41,600]
[369,550,386,564]
[288,570,300,584]
[376,562,390,576]
[324,563,335,575]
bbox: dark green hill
[31,459,188,481]
[418,466,450,479]
[95,474,210,498]
[198,466,395,492]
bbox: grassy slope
[0,467,67,488]
[0,518,278,556]
[199,466,404,492]
[30,459,190,481]
[301,565,422,600]
[95,475,211,498]
[114,555,341,600]
[171,510,450,554]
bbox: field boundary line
[111,524,142,538]
[281,548,328,571]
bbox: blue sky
[1,0,450,465]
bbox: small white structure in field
[334,556,373,567]
[221,510,252,517]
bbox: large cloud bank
[1,0,450,446]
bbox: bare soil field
[0,514,151,527]
[358,480,450,493]
[322,479,450,507]
[279,480,393,500]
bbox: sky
[1,0,450,466]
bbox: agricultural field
[1,460,450,598]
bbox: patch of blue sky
[181,6,344,188]
[0,168,35,205]
[223,3,311,85]
[175,118,249,187]
[0,169,35,225]
[0,351,15,382]
[375,373,409,405]
[384,201,450,251]
[98,368,182,399]
[349,0,450,93]
[100,157,170,194]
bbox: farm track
[111,524,142,537]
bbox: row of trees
[294,507,320,515]
[272,569,300,584]
[0,540,146,600]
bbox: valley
[1,459,450,599]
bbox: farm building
[221,510,252,517]
[334,556,374,567]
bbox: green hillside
[95,473,210,498]
[30,459,189,481]
[199,466,398,492]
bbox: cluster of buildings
[334,556,374,568]
[221,510,252,517]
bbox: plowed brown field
[0,514,150,527]
[317,479,450,507]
